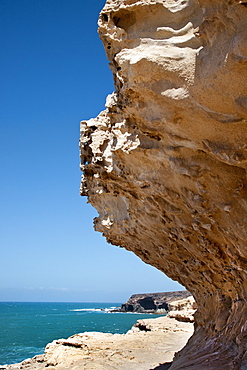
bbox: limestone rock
[168,296,197,322]
[130,314,194,334]
[168,296,197,312]
[80,0,247,369]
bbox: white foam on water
[69,308,103,312]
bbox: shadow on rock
[151,362,173,370]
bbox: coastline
[1,295,196,370]
[1,296,196,369]
[1,315,194,370]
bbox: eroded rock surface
[80,0,247,368]
[168,296,197,322]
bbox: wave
[70,306,119,312]
[69,308,104,312]
[104,307,118,312]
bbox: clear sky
[0,0,184,303]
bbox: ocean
[0,301,161,366]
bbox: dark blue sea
[0,302,160,366]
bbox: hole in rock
[137,297,156,310]
[113,10,136,31]
[101,13,108,22]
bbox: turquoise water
[0,302,159,365]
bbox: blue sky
[0,0,184,302]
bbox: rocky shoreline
[115,291,192,314]
[1,295,196,370]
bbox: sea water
[0,302,160,365]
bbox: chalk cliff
[80,0,247,369]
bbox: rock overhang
[80,0,247,368]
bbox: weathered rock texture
[119,290,191,313]
[168,296,197,322]
[80,0,247,368]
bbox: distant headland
[112,290,191,314]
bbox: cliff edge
[80,0,247,369]
[118,290,191,314]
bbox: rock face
[119,290,191,313]
[168,296,197,322]
[80,0,247,369]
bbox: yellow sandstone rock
[80,0,247,368]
